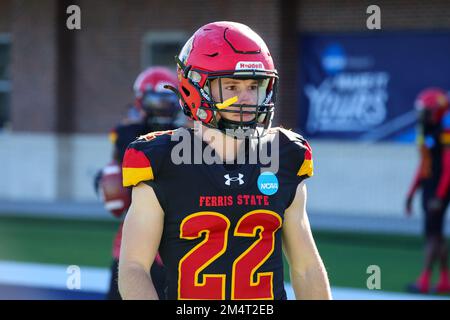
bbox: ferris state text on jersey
[122,127,313,300]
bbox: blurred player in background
[96,66,183,299]
[118,21,331,300]
[111,67,186,163]
[405,88,450,294]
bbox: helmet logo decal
[235,61,265,70]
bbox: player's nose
[238,89,257,105]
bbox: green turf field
[0,215,119,267]
[0,214,447,293]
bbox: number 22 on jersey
[178,210,282,300]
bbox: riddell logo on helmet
[236,61,264,70]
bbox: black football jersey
[112,122,149,164]
[122,127,313,300]
[112,117,178,164]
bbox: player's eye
[224,85,237,91]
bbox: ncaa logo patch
[257,172,279,196]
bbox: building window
[0,34,11,130]
[142,32,187,71]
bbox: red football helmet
[133,66,180,130]
[415,88,450,125]
[99,161,131,218]
[168,21,278,136]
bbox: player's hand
[427,197,443,214]
[405,196,413,217]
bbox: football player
[111,67,184,163]
[118,21,331,300]
[405,88,450,294]
[98,66,182,300]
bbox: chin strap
[217,117,258,138]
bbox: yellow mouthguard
[216,96,238,109]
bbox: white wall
[0,133,111,202]
[307,140,420,219]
